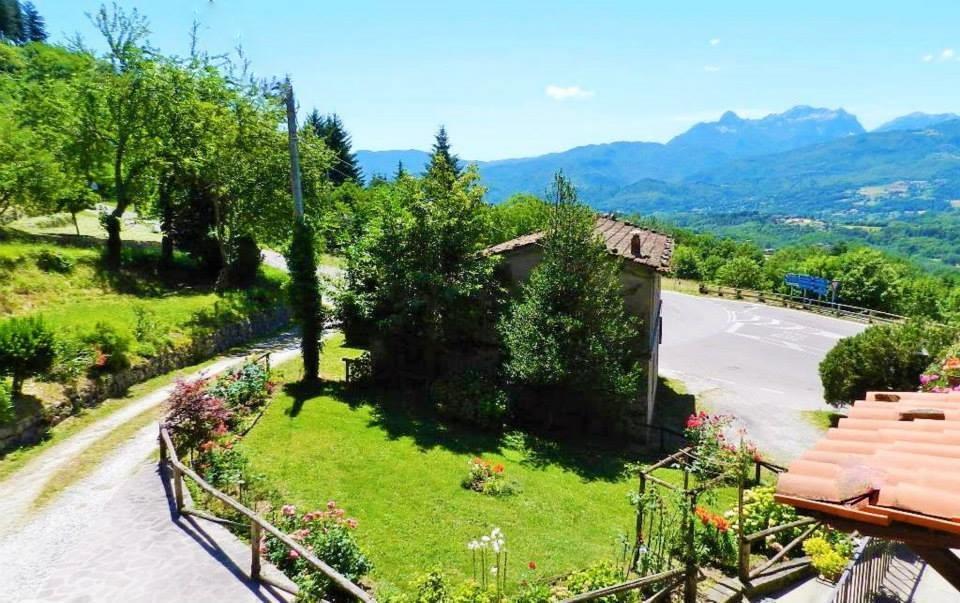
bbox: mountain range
[356,107,960,220]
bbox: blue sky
[35,0,960,160]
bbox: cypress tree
[0,0,23,42]
[394,160,407,181]
[21,2,46,42]
[287,220,322,381]
[304,110,362,185]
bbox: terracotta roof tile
[483,214,674,273]
[776,391,960,533]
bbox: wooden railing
[558,568,686,603]
[694,283,904,325]
[158,426,374,602]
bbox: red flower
[528,561,537,570]
[492,464,505,474]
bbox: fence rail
[158,426,374,602]
[831,537,895,603]
[692,283,904,325]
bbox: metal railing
[158,426,374,602]
[694,283,905,325]
[831,538,895,603]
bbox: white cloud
[923,54,934,62]
[545,85,594,101]
[709,38,721,46]
[703,65,721,73]
[941,48,956,60]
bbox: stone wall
[0,306,290,453]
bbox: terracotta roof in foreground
[484,214,674,273]
[775,391,960,539]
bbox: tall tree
[499,172,645,429]
[0,0,22,42]
[304,110,362,185]
[425,125,461,190]
[394,160,407,181]
[20,2,45,42]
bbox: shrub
[803,536,850,582]
[0,379,14,425]
[83,322,132,373]
[432,369,508,429]
[694,506,737,567]
[35,249,74,273]
[919,342,960,392]
[195,439,249,492]
[512,583,552,603]
[206,361,272,415]
[264,501,371,600]
[735,486,803,552]
[163,379,232,454]
[820,320,958,407]
[715,256,765,290]
[462,458,516,497]
[46,336,96,383]
[562,562,626,603]
[225,234,261,288]
[0,316,56,394]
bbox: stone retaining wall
[0,306,290,453]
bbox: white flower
[467,540,480,550]
[492,540,501,553]
[481,535,491,543]
[491,527,502,539]
[490,566,498,575]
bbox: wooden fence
[158,426,374,602]
[693,283,904,325]
[830,538,895,603]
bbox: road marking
[756,386,785,394]
[726,322,744,334]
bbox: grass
[11,207,162,242]
[801,409,842,431]
[240,336,736,594]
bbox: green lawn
[12,207,162,242]
[241,336,735,595]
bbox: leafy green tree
[0,105,64,219]
[715,256,765,289]
[0,316,56,395]
[820,320,958,407]
[0,0,22,42]
[670,245,701,280]
[499,173,645,427]
[304,110,362,185]
[485,193,551,244]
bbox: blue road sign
[785,273,833,297]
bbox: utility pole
[284,76,304,219]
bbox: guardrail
[158,426,374,602]
[692,283,905,325]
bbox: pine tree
[0,0,23,42]
[21,2,46,42]
[394,160,407,181]
[425,126,461,190]
[304,110,362,185]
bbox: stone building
[484,214,674,424]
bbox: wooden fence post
[250,520,262,580]
[683,471,697,603]
[173,465,184,512]
[633,472,647,568]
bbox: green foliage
[46,336,95,383]
[484,194,551,245]
[735,486,803,551]
[562,562,627,603]
[0,315,55,394]
[431,369,508,429]
[206,360,272,416]
[670,245,700,280]
[803,536,852,582]
[819,320,958,407]
[499,173,644,426]
[0,378,13,425]
[715,256,765,290]
[83,322,132,373]
[462,457,516,497]
[34,249,73,273]
[304,110,362,185]
[286,220,323,381]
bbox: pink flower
[281,504,296,516]
[920,373,940,386]
[327,500,337,509]
[346,518,358,529]
[333,508,345,518]
[288,549,300,560]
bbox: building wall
[500,248,663,423]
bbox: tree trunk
[71,212,80,237]
[104,210,123,267]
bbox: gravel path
[0,334,302,602]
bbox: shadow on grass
[651,376,696,433]
[280,379,663,483]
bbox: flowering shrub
[803,536,851,582]
[195,437,249,493]
[920,348,960,392]
[557,561,626,603]
[164,378,232,454]
[462,458,515,496]
[732,485,802,552]
[694,506,736,567]
[263,501,371,600]
[207,361,274,415]
[684,411,757,479]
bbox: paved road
[0,335,302,602]
[659,291,866,462]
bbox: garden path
[0,333,302,602]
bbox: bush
[83,322,132,373]
[715,256,765,290]
[35,249,74,273]
[462,457,516,497]
[225,234,261,288]
[803,536,850,582]
[264,502,371,600]
[735,486,802,552]
[820,320,958,406]
[562,562,626,603]
[0,316,56,394]
[920,342,960,392]
[163,379,232,454]
[46,336,96,383]
[431,369,508,429]
[0,379,14,425]
[206,361,272,415]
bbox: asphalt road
[659,290,866,463]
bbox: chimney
[630,231,646,257]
